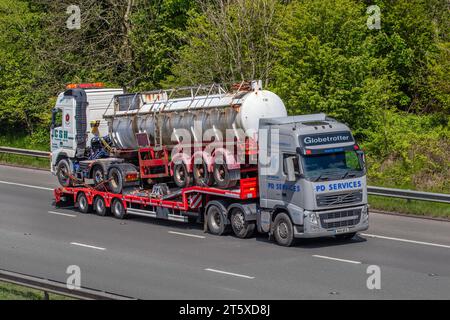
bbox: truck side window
[283,153,300,175]
[51,109,62,128]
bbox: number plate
[335,227,350,234]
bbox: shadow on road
[125,215,368,249]
[56,202,368,249]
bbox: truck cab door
[51,96,76,152]
[258,130,302,209]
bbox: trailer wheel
[173,163,193,188]
[93,196,109,217]
[207,205,227,236]
[230,208,255,239]
[92,165,105,187]
[193,160,213,187]
[213,161,237,189]
[273,212,295,247]
[77,192,92,214]
[111,199,126,219]
[108,167,124,194]
[56,159,73,187]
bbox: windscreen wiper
[314,174,331,182]
[341,170,357,179]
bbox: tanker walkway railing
[0,146,449,203]
[0,269,136,300]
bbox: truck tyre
[230,208,255,239]
[77,192,92,214]
[173,163,193,188]
[111,199,127,219]
[108,167,124,194]
[213,161,237,189]
[93,196,108,216]
[335,232,357,241]
[273,212,295,247]
[207,205,227,236]
[56,159,73,187]
[92,165,105,187]
[193,160,213,187]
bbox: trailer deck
[54,177,258,213]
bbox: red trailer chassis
[54,177,259,219]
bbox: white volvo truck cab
[50,84,123,183]
[258,114,369,245]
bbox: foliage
[362,111,450,192]
[0,0,48,134]
[168,0,286,86]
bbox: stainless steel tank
[104,85,287,150]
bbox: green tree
[169,0,287,86]
[0,0,49,135]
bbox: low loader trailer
[52,82,369,246]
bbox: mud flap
[203,212,208,233]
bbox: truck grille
[319,208,361,229]
[316,191,363,207]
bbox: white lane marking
[313,255,362,264]
[0,180,52,191]
[70,242,106,251]
[205,268,255,279]
[168,231,205,239]
[361,233,450,249]
[48,211,76,218]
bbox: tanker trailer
[103,81,287,190]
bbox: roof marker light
[66,83,105,89]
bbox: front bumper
[293,205,369,238]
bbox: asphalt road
[0,165,449,299]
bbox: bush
[362,111,450,192]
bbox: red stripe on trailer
[189,194,203,209]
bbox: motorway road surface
[0,165,449,299]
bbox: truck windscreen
[301,150,363,181]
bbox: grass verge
[0,153,50,170]
[369,195,450,219]
[0,281,73,300]
[0,134,50,170]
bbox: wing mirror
[356,150,366,173]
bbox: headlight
[309,212,319,225]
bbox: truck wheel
[273,212,295,247]
[93,196,109,216]
[173,163,193,188]
[92,165,105,187]
[77,193,92,214]
[207,205,227,236]
[213,162,237,189]
[230,208,255,239]
[193,160,213,187]
[108,167,124,194]
[111,199,127,219]
[56,159,73,187]
[335,232,357,241]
